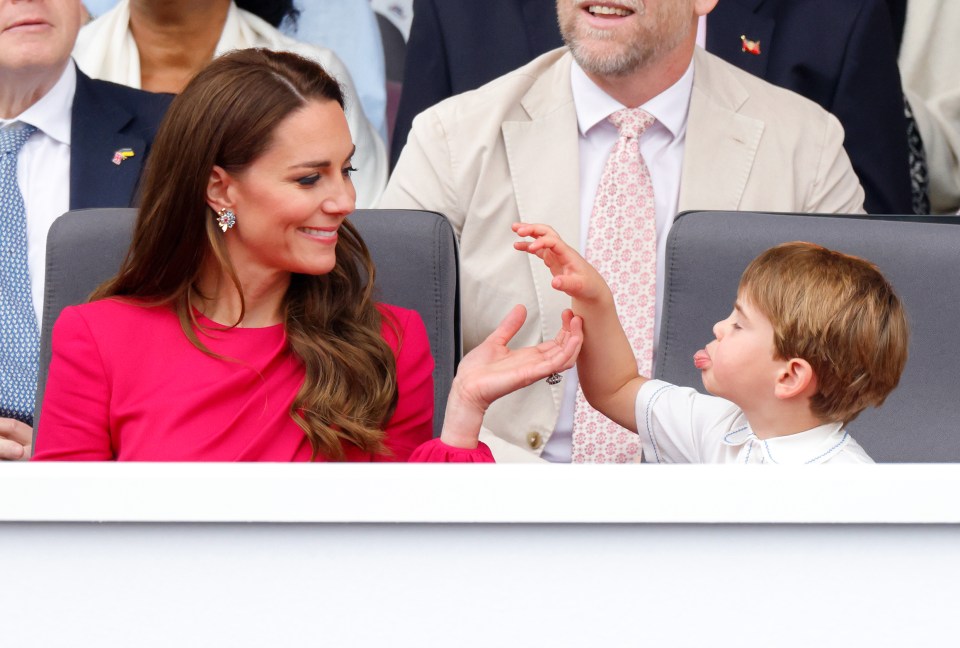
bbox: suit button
[526,431,543,450]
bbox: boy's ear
[206,164,235,214]
[774,358,818,401]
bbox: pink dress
[32,299,492,462]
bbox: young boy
[513,223,910,464]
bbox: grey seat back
[35,208,460,439]
[657,210,960,463]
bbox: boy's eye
[732,322,742,330]
[343,166,358,178]
[297,173,320,186]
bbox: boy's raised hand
[512,223,608,302]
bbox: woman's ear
[774,358,818,401]
[206,165,234,213]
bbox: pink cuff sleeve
[407,438,495,463]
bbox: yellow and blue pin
[112,148,135,165]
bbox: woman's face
[212,99,357,281]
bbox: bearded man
[381,0,865,463]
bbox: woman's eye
[343,166,358,178]
[297,174,320,186]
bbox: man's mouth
[585,4,635,18]
[3,18,49,33]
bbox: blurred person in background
[74,0,387,206]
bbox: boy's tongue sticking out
[693,349,710,369]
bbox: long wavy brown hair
[93,49,398,460]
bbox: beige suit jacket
[381,47,864,462]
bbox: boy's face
[695,294,784,409]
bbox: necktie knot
[609,108,655,140]
[0,124,37,157]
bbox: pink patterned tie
[572,107,657,464]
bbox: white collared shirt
[541,59,695,462]
[635,380,875,464]
[0,63,74,325]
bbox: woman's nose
[323,180,356,217]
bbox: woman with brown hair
[31,49,581,462]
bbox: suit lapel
[70,69,148,210]
[680,49,764,212]
[706,0,773,79]
[502,54,580,346]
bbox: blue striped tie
[0,124,39,426]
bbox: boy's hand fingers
[512,222,561,239]
[552,275,586,295]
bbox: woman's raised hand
[439,305,582,449]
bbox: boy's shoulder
[636,380,744,464]
[636,380,875,464]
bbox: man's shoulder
[74,71,173,122]
[692,47,835,124]
[421,48,572,124]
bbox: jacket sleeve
[805,111,867,215]
[380,107,467,237]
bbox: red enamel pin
[740,35,761,55]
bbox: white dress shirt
[0,63,74,326]
[541,59,694,462]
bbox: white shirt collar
[1,62,76,146]
[570,57,694,139]
[722,420,852,464]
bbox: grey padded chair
[657,210,960,463]
[34,208,460,440]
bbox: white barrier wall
[3,464,960,646]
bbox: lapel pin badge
[112,147,135,165]
[740,35,761,56]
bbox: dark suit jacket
[389,0,562,169]
[69,66,173,210]
[707,0,912,214]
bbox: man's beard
[558,1,689,77]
